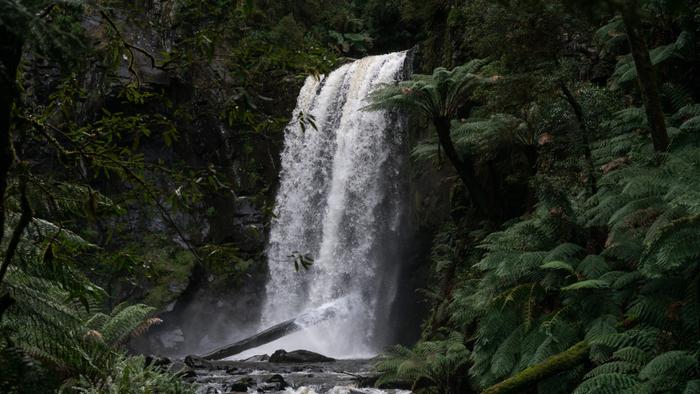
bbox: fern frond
[638,351,697,381]
[573,373,638,394]
[612,346,650,367]
[100,304,156,346]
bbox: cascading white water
[256,51,408,358]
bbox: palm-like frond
[375,332,469,393]
[71,355,194,393]
[365,59,491,120]
[0,213,174,389]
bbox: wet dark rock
[167,360,189,374]
[186,358,378,392]
[228,383,249,392]
[269,349,335,363]
[236,377,255,387]
[243,354,270,362]
[185,355,214,369]
[179,368,197,383]
[258,384,276,392]
[231,367,254,375]
[265,374,289,390]
[145,355,171,370]
[228,376,255,392]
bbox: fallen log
[200,317,302,360]
[482,341,590,394]
[199,301,339,360]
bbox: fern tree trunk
[0,177,32,287]
[434,117,496,219]
[560,81,597,195]
[0,28,23,320]
[0,27,22,247]
[620,1,670,152]
[482,341,590,394]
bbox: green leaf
[639,351,697,380]
[540,260,575,273]
[561,279,609,291]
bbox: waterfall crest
[259,51,408,358]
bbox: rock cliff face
[21,2,455,356]
[97,5,296,356]
[20,1,302,356]
[120,43,447,355]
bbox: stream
[179,357,408,394]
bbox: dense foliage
[0,0,416,391]
[3,0,700,393]
[370,0,700,393]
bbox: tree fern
[71,355,194,394]
[641,214,700,277]
[98,304,157,347]
[375,333,469,393]
[638,351,697,381]
[573,372,638,394]
[612,346,651,367]
[609,31,690,89]
[660,83,694,112]
[0,215,170,388]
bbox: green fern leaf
[573,373,638,394]
[638,351,697,381]
[562,279,609,291]
[541,260,575,273]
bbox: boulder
[227,383,248,392]
[167,360,188,374]
[269,349,335,363]
[243,354,270,362]
[184,355,213,369]
[265,374,289,390]
[228,376,255,392]
[226,366,254,375]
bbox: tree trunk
[0,27,23,247]
[199,302,339,360]
[0,293,14,320]
[482,341,590,394]
[200,318,303,360]
[559,81,597,195]
[434,117,496,218]
[620,2,669,152]
[0,177,32,287]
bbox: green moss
[483,341,590,394]
[121,235,196,309]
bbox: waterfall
[259,51,408,358]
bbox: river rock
[227,376,255,392]
[269,349,335,363]
[167,360,194,377]
[243,354,270,362]
[171,363,197,383]
[144,355,171,370]
[227,383,248,392]
[265,374,289,390]
[184,355,213,369]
